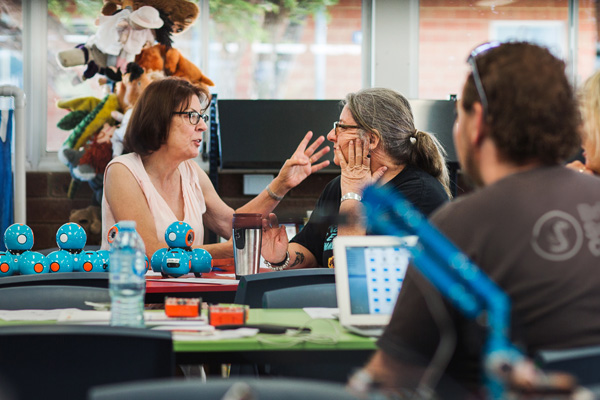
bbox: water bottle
[109,220,146,327]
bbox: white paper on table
[151,324,215,332]
[215,273,236,278]
[58,310,111,323]
[0,308,81,321]
[148,278,239,285]
[57,310,209,326]
[172,327,259,341]
[302,307,339,320]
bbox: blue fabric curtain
[0,109,14,251]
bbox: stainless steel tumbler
[232,213,262,280]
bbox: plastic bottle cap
[119,220,136,229]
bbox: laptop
[333,235,416,337]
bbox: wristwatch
[340,192,362,203]
[263,251,290,271]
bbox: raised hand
[275,131,331,192]
[261,213,289,264]
[337,137,386,195]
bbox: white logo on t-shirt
[531,210,583,261]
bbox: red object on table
[144,258,271,294]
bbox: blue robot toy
[48,222,104,273]
[3,223,48,276]
[151,221,212,278]
[106,222,149,273]
[0,252,18,277]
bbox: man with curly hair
[352,42,600,397]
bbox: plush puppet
[135,44,214,92]
[56,93,121,200]
[56,6,163,81]
[101,0,199,34]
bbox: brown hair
[462,41,580,165]
[123,77,209,157]
[344,88,451,197]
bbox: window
[206,0,363,99]
[0,0,23,109]
[418,0,597,99]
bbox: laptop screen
[333,235,415,326]
[346,245,410,316]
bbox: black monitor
[217,99,342,171]
[216,98,456,171]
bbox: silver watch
[341,192,362,203]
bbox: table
[146,260,238,303]
[174,308,377,365]
[0,259,245,304]
[145,259,272,303]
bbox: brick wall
[26,172,98,251]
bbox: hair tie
[409,136,417,145]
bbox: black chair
[234,268,335,308]
[535,345,600,388]
[262,283,337,308]
[0,325,174,400]
[0,272,108,290]
[0,285,110,309]
[88,377,360,400]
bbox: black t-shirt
[291,164,449,268]
[378,166,600,394]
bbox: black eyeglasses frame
[173,111,209,125]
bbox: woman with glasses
[567,70,600,176]
[261,87,451,270]
[101,77,331,258]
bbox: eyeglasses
[466,41,501,116]
[333,121,360,135]
[173,111,209,125]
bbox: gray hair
[344,88,451,197]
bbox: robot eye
[59,233,68,244]
[108,227,118,243]
[17,234,27,245]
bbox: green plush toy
[56,93,121,200]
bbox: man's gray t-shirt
[378,166,600,392]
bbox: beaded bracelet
[266,184,284,201]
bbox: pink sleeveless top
[101,153,206,250]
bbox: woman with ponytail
[262,88,451,270]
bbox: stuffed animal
[101,0,199,34]
[56,6,163,81]
[56,93,121,200]
[69,205,102,246]
[135,44,214,92]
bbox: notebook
[333,235,416,337]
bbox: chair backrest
[89,377,360,400]
[535,345,600,387]
[0,272,108,289]
[0,285,110,309]
[0,325,174,400]
[262,283,337,309]
[234,268,335,308]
